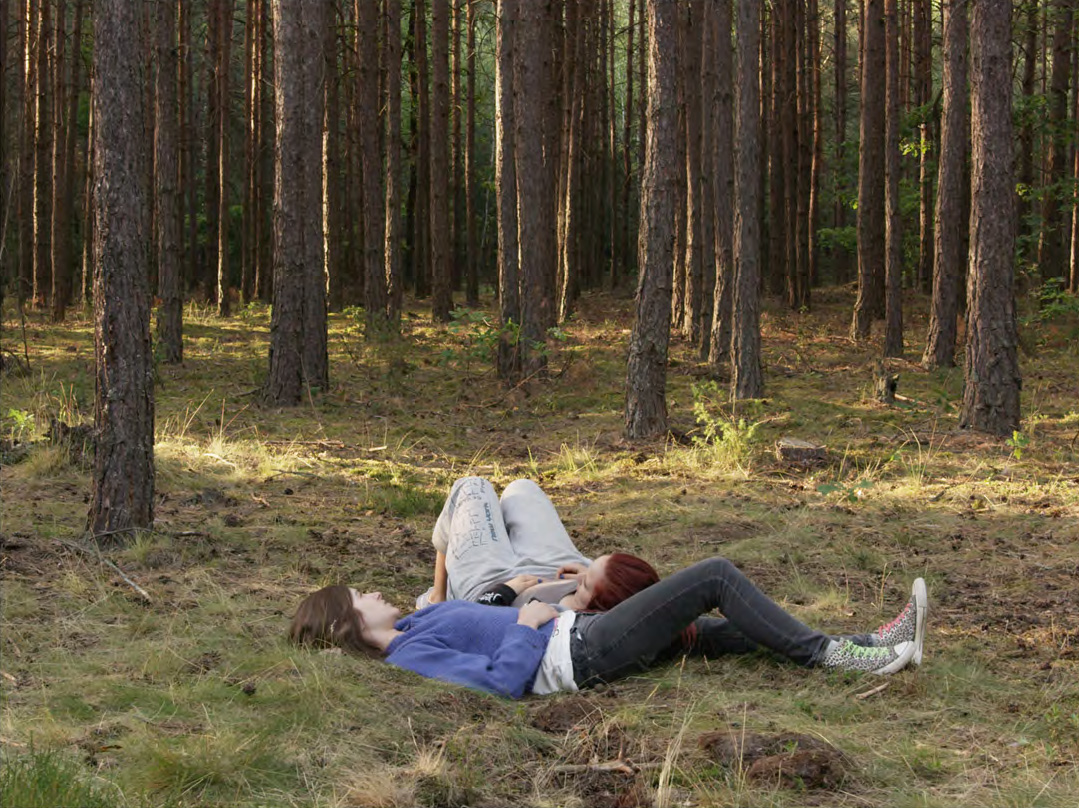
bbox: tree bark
[1036,0,1075,278]
[851,0,885,339]
[265,0,328,404]
[681,1,704,345]
[834,0,849,283]
[625,0,677,439]
[515,0,556,378]
[496,0,521,382]
[464,0,477,305]
[731,0,763,400]
[90,0,155,536]
[156,0,183,363]
[960,0,1020,436]
[767,5,784,295]
[883,0,903,356]
[216,0,235,316]
[914,0,933,292]
[923,0,967,369]
[356,0,387,333]
[557,2,585,323]
[619,0,636,289]
[18,0,36,304]
[32,0,51,308]
[385,0,403,323]
[52,0,83,321]
[708,0,734,371]
[430,0,453,320]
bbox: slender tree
[464,0,477,304]
[495,0,521,382]
[923,0,968,368]
[852,0,886,338]
[625,0,677,438]
[18,0,36,305]
[1037,0,1075,278]
[681,1,704,344]
[216,0,236,315]
[707,0,734,371]
[430,0,453,320]
[960,0,1020,436]
[385,0,403,323]
[731,0,763,400]
[834,0,849,282]
[89,0,155,536]
[883,0,903,356]
[357,0,387,332]
[265,0,328,404]
[914,0,933,291]
[156,0,183,362]
[32,0,51,307]
[1018,2,1038,251]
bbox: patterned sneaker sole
[912,577,928,666]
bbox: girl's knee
[701,557,736,577]
[502,478,544,499]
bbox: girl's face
[349,589,401,633]
[571,555,609,610]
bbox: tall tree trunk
[851,0,886,338]
[33,0,51,307]
[618,0,636,288]
[883,0,903,356]
[156,0,183,363]
[451,0,464,294]
[257,0,275,301]
[242,0,257,304]
[1072,10,1079,293]
[767,5,784,295]
[357,0,387,332]
[216,0,235,316]
[265,0,328,404]
[204,0,221,299]
[557,2,584,323]
[182,0,198,297]
[80,71,93,306]
[0,0,7,303]
[52,0,83,322]
[960,0,1020,436]
[323,3,343,313]
[1018,1,1037,253]
[708,0,734,371]
[90,0,155,536]
[923,0,967,368]
[681,1,704,344]
[731,0,763,400]
[18,0,36,304]
[464,0,477,305]
[808,0,822,290]
[794,0,810,308]
[385,0,403,323]
[834,0,849,283]
[413,0,431,298]
[1037,0,1075,278]
[496,0,521,382]
[430,0,452,320]
[915,0,933,292]
[515,0,556,377]
[625,0,677,439]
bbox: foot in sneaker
[819,639,916,675]
[872,578,928,665]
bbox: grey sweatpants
[433,477,591,602]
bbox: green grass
[2,287,1078,807]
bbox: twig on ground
[553,759,656,775]
[1,669,17,683]
[854,682,890,700]
[266,469,323,479]
[56,538,153,603]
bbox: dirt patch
[530,694,606,733]
[699,730,849,790]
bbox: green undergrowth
[2,288,1077,807]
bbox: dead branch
[55,538,153,603]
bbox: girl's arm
[432,552,448,603]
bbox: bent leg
[573,557,831,686]
[500,479,591,569]
[433,477,520,600]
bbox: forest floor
[1,284,1078,808]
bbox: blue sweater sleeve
[387,623,548,699]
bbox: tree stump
[775,437,827,466]
[874,362,899,404]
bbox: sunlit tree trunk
[495,0,521,382]
[430,0,452,320]
[883,0,903,356]
[156,0,183,363]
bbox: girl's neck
[364,626,403,652]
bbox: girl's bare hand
[504,574,541,594]
[556,562,588,579]
[517,600,559,629]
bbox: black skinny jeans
[570,557,835,687]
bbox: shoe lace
[844,641,891,660]
[878,602,912,637]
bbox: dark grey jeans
[570,557,841,687]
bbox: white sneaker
[820,639,917,675]
[873,578,928,665]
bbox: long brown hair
[289,585,382,658]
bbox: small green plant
[0,748,120,808]
[690,382,761,472]
[5,407,35,442]
[816,479,875,503]
[1005,430,1029,460]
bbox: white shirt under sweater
[531,610,579,695]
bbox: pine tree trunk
[452,0,464,295]
[852,0,885,339]
[1037,0,1075,278]
[496,0,521,383]
[323,5,343,313]
[767,5,785,295]
[52,0,81,322]
[515,0,556,377]
[1072,11,1079,293]
[619,0,636,289]
[625,0,677,439]
[0,0,8,305]
[257,0,274,302]
[464,0,477,305]
[156,0,183,363]
[883,0,903,356]
[33,0,51,308]
[1018,2,1037,254]
[923,0,967,369]
[834,0,849,283]
[216,0,235,316]
[357,0,387,332]
[681,1,704,345]
[413,0,431,298]
[204,1,220,300]
[708,0,734,371]
[242,0,257,304]
[266,0,327,404]
[731,0,763,400]
[90,0,155,536]
[557,2,584,324]
[915,0,932,292]
[18,0,36,304]
[430,0,452,320]
[808,0,822,290]
[385,0,403,323]
[960,0,1020,436]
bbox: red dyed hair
[584,553,660,611]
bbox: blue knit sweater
[385,600,555,698]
